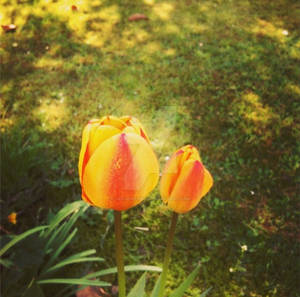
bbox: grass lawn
[1,0,300,296]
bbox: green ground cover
[1,0,300,296]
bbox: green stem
[158,212,179,297]
[114,211,126,297]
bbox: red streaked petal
[82,133,159,211]
[167,160,205,213]
[120,116,150,143]
[160,149,184,202]
[78,120,100,184]
[106,133,139,210]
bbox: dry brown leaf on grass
[111,285,118,296]
[1,24,17,33]
[76,286,111,297]
[128,14,149,22]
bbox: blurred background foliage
[1,0,299,296]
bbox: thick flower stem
[158,212,179,297]
[114,211,126,297]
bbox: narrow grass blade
[85,265,162,279]
[37,278,111,287]
[61,249,96,261]
[0,226,47,257]
[128,273,146,297]
[46,257,104,273]
[169,265,200,297]
[150,275,162,297]
[42,228,77,273]
[53,204,88,249]
[43,201,85,237]
[45,223,65,252]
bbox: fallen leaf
[128,14,148,22]
[1,24,17,33]
[77,286,110,297]
[134,226,149,231]
[71,5,78,11]
[111,285,118,296]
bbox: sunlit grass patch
[252,19,289,42]
[152,2,174,20]
[34,98,68,131]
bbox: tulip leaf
[85,265,162,279]
[41,228,77,273]
[45,222,64,252]
[150,275,162,297]
[56,249,96,261]
[45,256,104,274]
[37,278,111,287]
[127,273,146,297]
[50,204,88,250]
[169,265,200,297]
[0,225,47,257]
[44,201,86,237]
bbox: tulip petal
[81,189,94,205]
[78,120,100,184]
[122,126,138,135]
[82,133,159,211]
[88,125,121,157]
[200,167,213,198]
[179,145,201,167]
[99,115,127,130]
[160,149,184,203]
[167,160,207,213]
[120,116,150,143]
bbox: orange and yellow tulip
[78,115,159,211]
[160,145,213,213]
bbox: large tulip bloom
[79,115,159,211]
[160,145,213,213]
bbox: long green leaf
[85,265,162,279]
[0,226,47,257]
[45,222,65,252]
[42,228,77,273]
[60,249,96,261]
[128,273,146,297]
[169,265,200,297]
[53,204,88,249]
[37,278,110,287]
[46,257,104,273]
[43,201,85,237]
[150,275,162,297]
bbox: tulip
[78,115,159,297]
[78,115,159,211]
[160,144,213,213]
[158,145,213,297]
